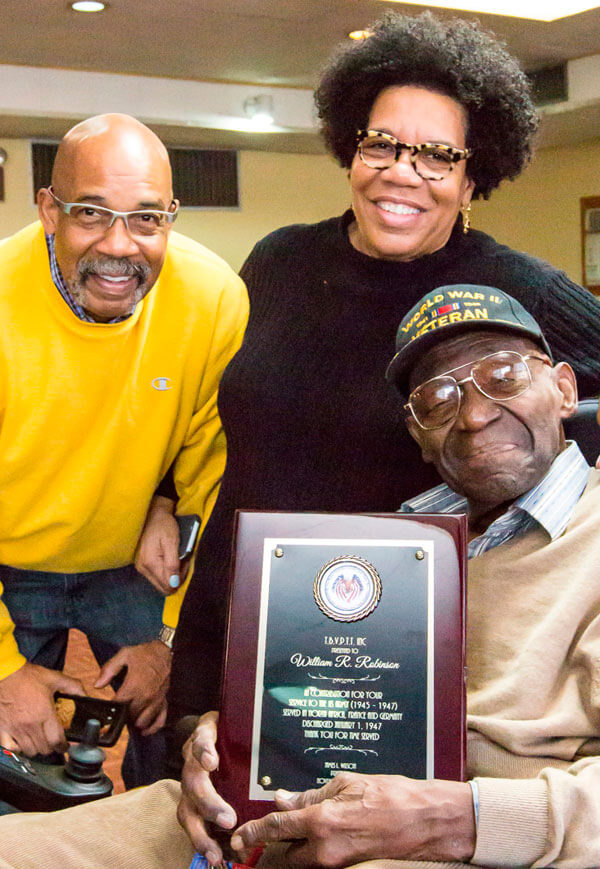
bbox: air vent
[527,64,567,106]
[31,142,239,209]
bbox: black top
[168,211,600,718]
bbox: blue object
[189,856,235,869]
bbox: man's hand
[95,640,171,735]
[177,711,238,865]
[0,662,84,757]
[135,495,181,595]
[231,772,476,868]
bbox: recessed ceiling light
[71,1,106,12]
[349,29,373,40]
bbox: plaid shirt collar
[401,441,590,559]
[45,233,132,324]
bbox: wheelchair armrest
[564,398,600,465]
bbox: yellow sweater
[0,222,248,679]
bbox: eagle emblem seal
[313,556,381,622]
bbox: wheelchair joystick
[65,718,105,783]
[0,717,113,812]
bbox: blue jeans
[0,563,166,789]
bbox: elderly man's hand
[95,640,171,735]
[0,662,85,756]
[177,711,238,865]
[135,495,181,595]
[231,772,476,867]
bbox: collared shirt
[45,233,132,324]
[401,441,589,559]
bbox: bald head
[38,113,177,322]
[52,113,172,197]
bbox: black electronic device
[0,719,113,812]
[55,693,128,747]
[176,513,201,560]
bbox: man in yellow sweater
[0,286,597,868]
[0,113,248,787]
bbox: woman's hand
[176,710,238,865]
[135,495,181,595]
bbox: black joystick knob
[65,718,106,783]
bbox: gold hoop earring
[462,204,471,235]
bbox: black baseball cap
[386,284,552,394]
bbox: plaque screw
[274,548,284,558]
[415,550,424,560]
[260,775,272,787]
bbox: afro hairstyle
[315,12,539,199]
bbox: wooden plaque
[214,510,467,825]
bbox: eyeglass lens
[359,135,456,179]
[410,352,532,429]
[68,205,169,236]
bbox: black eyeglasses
[48,187,178,238]
[356,129,471,180]
[405,351,551,431]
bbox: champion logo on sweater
[152,377,173,391]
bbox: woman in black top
[161,12,600,724]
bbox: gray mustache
[77,257,151,282]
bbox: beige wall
[0,140,350,271]
[1,133,598,282]
[176,150,350,270]
[472,138,600,286]
[0,139,39,238]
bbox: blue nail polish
[169,574,180,588]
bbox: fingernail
[230,834,242,850]
[276,788,296,800]
[215,810,236,828]
[205,850,219,865]
[169,574,180,588]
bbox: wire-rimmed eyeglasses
[405,350,551,431]
[356,129,471,181]
[48,187,179,237]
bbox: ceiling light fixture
[243,95,274,129]
[71,1,106,12]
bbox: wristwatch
[158,624,176,650]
